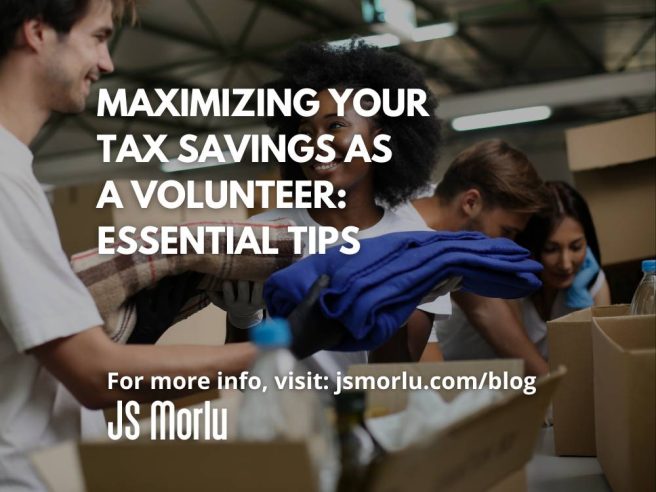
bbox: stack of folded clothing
[71,220,299,343]
[264,231,542,351]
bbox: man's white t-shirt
[394,201,450,343]
[250,205,442,381]
[0,126,104,490]
[436,270,607,361]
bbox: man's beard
[45,64,86,114]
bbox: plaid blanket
[71,220,299,343]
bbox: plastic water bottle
[237,318,338,492]
[630,259,656,315]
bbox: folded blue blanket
[264,231,542,351]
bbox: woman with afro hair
[267,40,440,207]
[224,40,442,381]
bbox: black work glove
[286,275,347,359]
[129,272,205,344]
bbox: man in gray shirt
[0,2,258,489]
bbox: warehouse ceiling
[32,0,656,185]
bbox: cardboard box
[349,361,563,492]
[566,112,655,172]
[32,361,562,492]
[565,112,656,266]
[80,441,317,492]
[547,304,629,456]
[488,469,526,492]
[33,440,317,492]
[592,315,655,492]
[51,183,114,258]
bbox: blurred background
[35,0,655,309]
[32,0,655,184]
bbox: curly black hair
[265,40,441,207]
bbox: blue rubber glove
[565,247,600,309]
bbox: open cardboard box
[348,361,563,492]
[32,360,562,492]
[592,315,655,492]
[547,304,629,456]
[565,112,655,267]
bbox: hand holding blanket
[71,220,299,343]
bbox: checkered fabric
[70,220,298,343]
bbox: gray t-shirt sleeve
[0,175,102,352]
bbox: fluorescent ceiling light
[379,0,417,38]
[362,0,417,37]
[161,155,233,173]
[411,22,457,42]
[329,33,401,49]
[451,106,552,131]
[331,22,456,49]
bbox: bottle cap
[251,318,291,348]
[642,259,656,273]
[335,390,367,414]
